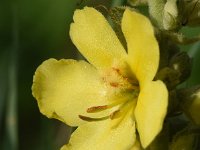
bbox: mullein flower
[32,7,168,149]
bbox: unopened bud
[127,0,147,6]
[163,0,180,30]
[170,127,198,150]
[178,86,200,125]
[169,51,192,83]
[156,51,191,89]
[155,67,180,89]
[180,0,200,27]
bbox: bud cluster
[108,1,200,149]
[163,0,200,30]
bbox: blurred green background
[0,0,114,149]
[0,0,200,150]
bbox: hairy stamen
[87,105,108,113]
[79,115,109,122]
[110,110,121,119]
[87,96,131,113]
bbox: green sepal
[109,6,128,50]
[127,0,147,6]
[169,51,192,83]
[170,126,200,150]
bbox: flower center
[79,66,139,124]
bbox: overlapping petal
[61,109,136,150]
[134,80,168,148]
[70,7,127,69]
[122,9,159,87]
[32,58,108,126]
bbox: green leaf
[186,42,200,86]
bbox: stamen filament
[87,97,130,113]
[111,101,135,128]
[110,110,121,119]
[79,115,109,122]
[87,105,108,113]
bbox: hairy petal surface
[70,7,127,69]
[135,80,168,148]
[32,59,108,126]
[62,109,136,150]
[122,9,159,87]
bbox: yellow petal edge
[135,81,168,148]
[122,9,159,87]
[32,58,108,126]
[70,7,127,69]
[61,108,136,150]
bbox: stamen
[125,77,139,86]
[79,115,109,122]
[109,100,132,121]
[112,67,121,74]
[87,97,130,113]
[111,101,135,128]
[110,110,121,119]
[87,105,108,113]
[79,99,136,123]
[110,82,119,87]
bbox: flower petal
[32,58,108,126]
[135,81,168,148]
[122,9,159,86]
[62,109,136,150]
[70,7,127,69]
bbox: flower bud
[147,0,166,29]
[170,127,198,150]
[127,0,147,6]
[180,0,200,27]
[163,0,180,30]
[155,67,180,89]
[178,86,200,125]
[169,51,192,83]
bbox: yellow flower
[32,7,168,150]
